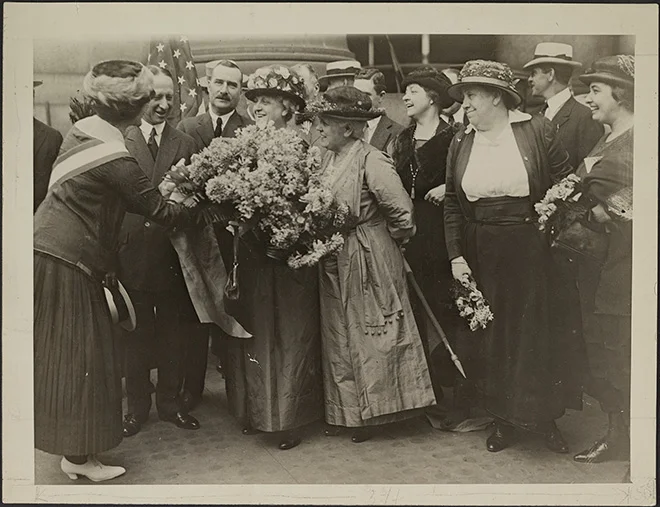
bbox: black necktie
[214,117,223,138]
[540,102,549,116]
[147,127,158,160]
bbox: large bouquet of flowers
[534,174,608,263]
[170,122,350,269]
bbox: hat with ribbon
[447,59,523,107]
[104,279,137,332]
[318,60,362,87]
[306,85,383,121]
[523,42,582,69]
[244,65,306,109]
[579,54,635,89]
[401,65,455,109]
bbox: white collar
[74,115,126,145]
[367,117,380,129]
[140,119,166,138]
[545,87,572,117]
[465,109,531,134]
[209,109,235,129]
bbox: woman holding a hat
[444,60,582,453]
[33,60,210,480]
[390,65,464,424]
[571,55,634,465]
[312,86,436,443]
[223,65,324,451]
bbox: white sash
[48,139,129,188]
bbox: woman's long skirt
[459,197,583,427]
[34,252,123,455]
[224,254,324,433]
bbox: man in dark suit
[525,42,604,169]
[119,66,203,436]
[353,68,405,155]
[176,60,253,410]
[33,81,63,212]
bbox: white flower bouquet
[451,275,494,331]
[168,122,351,268]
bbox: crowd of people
[33,41,634,482]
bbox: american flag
[147,36,204,125]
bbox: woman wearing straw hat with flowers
[444,60,583,453]
[570,55,635,465]
[309,86,436,443]
[222,64,324,451]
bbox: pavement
[35,356,629,485]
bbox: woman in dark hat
[34,60,208,481]
[311,86,436,443]
[223,65,324,451]
[390,66,464,427]
[572,55,635,465]
[444,60,582,453]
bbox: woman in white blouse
[444,60,583,454]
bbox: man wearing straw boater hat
[525,42,603,170]
[318,60,362,92]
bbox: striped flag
[147,36,204,125]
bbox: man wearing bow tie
[525,42,603,170]
[177,60,253,411]
[119,65,203,436]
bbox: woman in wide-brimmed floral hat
[444,60,583,454]
[223,65,324,451]
[309,86,436,443]
[572,55,635,465]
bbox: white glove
[451,256,472,281]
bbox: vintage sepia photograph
[3,3,658,505]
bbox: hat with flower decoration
[579,55,634,89]
[245,64,306,110]
[401,65,455,109]
[306,85,383,121]
[447,60,523,107]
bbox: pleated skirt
[34,251,123,455]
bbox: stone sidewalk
[35,361,628,485]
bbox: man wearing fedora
[119,65,203,437]
[33,80,63,213]
[318,60,362,92]
[177,59,253,411]
[525,42,604,170]
[353,67,405,155]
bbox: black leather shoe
[545,425,569,454]
[486,424,514,452]
[122,414,143,437]
[278,435,302,450]
[242,426,259,435]
[323,425,342,437]
[161,411,200,430]
[351,428,373,443]
[573,438,628,463]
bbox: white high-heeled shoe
[60,456,126,482]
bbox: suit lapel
[197,113,214,147]
[125,126,156,180]
[369,116,391,152]
[552,97,575,129]
[154,123,180,182]
[222,111,242,138]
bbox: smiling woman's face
[316,116,349,153]
[460,85,498,129]
[402,83,433,119]
[584,82,621,126]
[252,94,286,128]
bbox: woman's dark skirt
[34,251,123,455]
[456,197,583,427]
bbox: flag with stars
[147,36,203,125]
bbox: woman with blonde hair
[34,60,206,481]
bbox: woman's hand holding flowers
[451,256,472,281]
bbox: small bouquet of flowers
[451,275,494,331]
[167,122,351,269]
[534,174,583,232]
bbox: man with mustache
[119,65,203,436]
[177,60,253,411]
